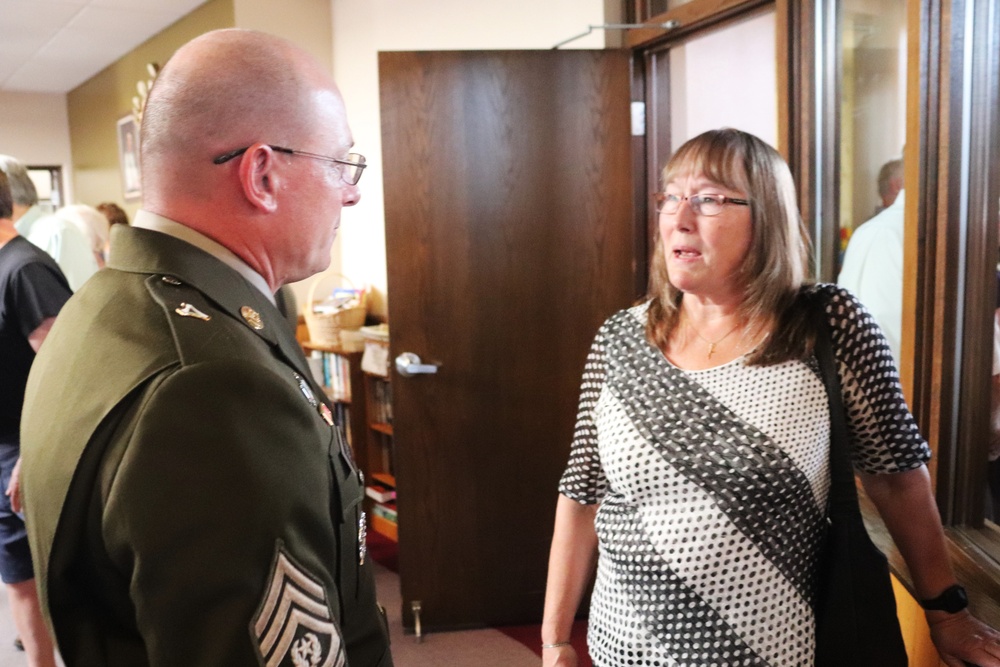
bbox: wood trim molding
[774,0,789,160]
[624,0,771,49]
[952,0,1000,526]
[899,0,932,409]
[864,493,1000,628]
[915,0,1000,524]
[896,0,1000,630]
[908,0,951,500]
[781,0,817,278]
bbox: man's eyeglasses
[213,145,367,186]
[654,192,750,217]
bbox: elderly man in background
[20,29,391,666]
[0,169,65,667]
[0,156,98,290]
[54,204,111,269]
[875,158,904,216]
[838,157,907,366]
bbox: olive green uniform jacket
[21,225,393,667]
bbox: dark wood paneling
[380,50,640,631]
[952,0,1000,527]
[877,0,1000,632]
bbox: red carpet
[496,619,591,666]
[366,529,398,572]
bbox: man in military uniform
[20,29,392,666]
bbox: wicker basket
[303,273,367,347]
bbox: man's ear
[238,144,280,213]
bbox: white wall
[0,91,74,203]
[328,0,606,319]
[669,10,777,148]
[235,0,332,73]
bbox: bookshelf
[363,371,396,541]
[300,327,397,543]
[300,341,368,474]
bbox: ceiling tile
[89,0,206,14]
[0,0,210,93]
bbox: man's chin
[287,257,333,286]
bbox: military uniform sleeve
[101,358,351,667]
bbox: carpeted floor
[496,619,592,666]
[367,531,594,666]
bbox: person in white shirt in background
[838,160,905,367]
[0,156,98,291]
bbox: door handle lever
[395,352,439,377]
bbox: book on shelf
[333,403,351,447]
[365,485,395,503]
[372,500,397,524]
[309,349,352,402]
[365,473,396,503]
[371,512,398,541]
[370,377,393,425]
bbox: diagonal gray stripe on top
[594,498,769,666]
[602,313,824,607]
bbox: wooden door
[380,50,641,631]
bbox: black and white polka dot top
[558,283,930,667]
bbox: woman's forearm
[542,494,599,644]
[859,466,955,600]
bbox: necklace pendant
[707,343,716,359]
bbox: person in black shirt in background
[0,170,68,666]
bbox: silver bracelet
[541,642,571,649]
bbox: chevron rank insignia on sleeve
[252,542,345,667]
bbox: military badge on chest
[252,543,345,667]
[293,372,335,425]
[292,372,366,566]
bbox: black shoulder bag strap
[810,292,908,667]
[811,297,864,532]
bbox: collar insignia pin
[175,303,211,321]
[320,404,334,426]
[241,306,264,330]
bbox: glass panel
[668,11,777,148]
[951,0,1000,550]
[26,166,62,214]
[973,0,1000,542]
[835,0,907,367]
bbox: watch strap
[919,584,968,613]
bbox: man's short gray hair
[0,155,39,207]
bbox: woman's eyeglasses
[654,192,750,217]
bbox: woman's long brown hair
[646,128,815,365]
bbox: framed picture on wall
[116,115,141,201]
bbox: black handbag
[811,299,909,667]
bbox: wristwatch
[919,584,969,613]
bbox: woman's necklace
[687,318,743,359]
